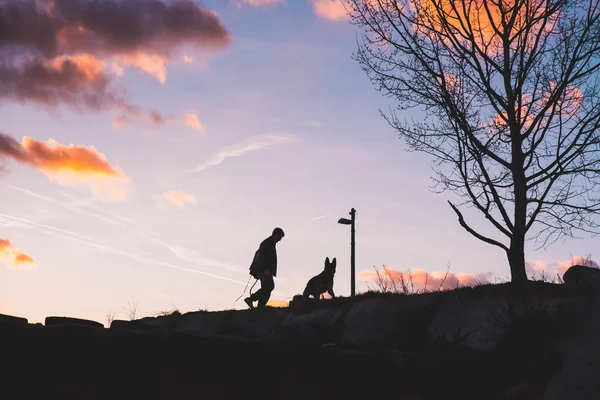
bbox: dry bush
[123,300,139,321]
[366,263,479,294]
[106,310,116,327]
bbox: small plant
[154,307,180,317]
[366,263,482,295]
[123,300,139,321]
[106,310,116,327]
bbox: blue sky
[0,0,596,325]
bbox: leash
[233,275,259,307]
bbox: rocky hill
[3,265,600,399]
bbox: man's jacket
[249,236,277,278]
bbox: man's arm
[259,240,276,276]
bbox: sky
[0,0,597,325]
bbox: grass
[104,253,595,325]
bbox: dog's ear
[332,258,337,266]
[325,257,330,264]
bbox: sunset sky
[0,0,597,325]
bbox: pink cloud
[0,132,132,201]
[234,0,285,7]
[0,238,35,268]
[526,256,599,280]
[185,114,204,131]
[311,0,350,22]
[154,191,198,209]
[359,266,490,292]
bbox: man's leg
[244,274,261,309]
[257,275,274,308]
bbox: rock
[562,265,600,295]
[275,307,346,345]
[174,309,286,339]
[45,316,104,329]
[428,294,511,351]
[541,298,600,400]
[341,297,406,348]
[110,319,158,331]
[0,313,28,325]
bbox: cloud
[114,52,168,84]
[183,54,195,64]
[527,256,600,278]
[311,215,327,221]
[112,108,175,128]
[234,0,285,7]
[191,134,292,173]
[154,191,198,209]
[185,114,203,130]
[0,0,231,119]
[0,238,35,268]
[1,0,231,58]
[0,133,131,201]
[0,54,126,112]
[310,0,350,21]
[358,267,490,291]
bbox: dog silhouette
[303,257,336,299]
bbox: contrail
[0,182,127,227]
[190,134,292,173]
[0,213,108,244]
[1,184,288,290]
[2,211,250,285]
[58,190,153,231]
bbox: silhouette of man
[245,227,285,309]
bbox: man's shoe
[244,297,255,309]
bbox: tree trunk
[507,234,528,283]
[510,123,529,284]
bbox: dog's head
[324,257,337,275]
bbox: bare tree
[349,0,600,282]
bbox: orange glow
[10,136,131,201]
[266,299,289,308]
[409,0,555,55]
[21,137,122,177]
[0,239,35,268]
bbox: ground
[1,282,570,399]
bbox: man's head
[272,227,285,243]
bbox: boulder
[110,319,159,331]
[0,313,28,325]
[341,297,406,348]
[45,316,104,329]
[428,294,511,351]
[275,307,346,345]
[562,265,600,295]
[192,309,284,338]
